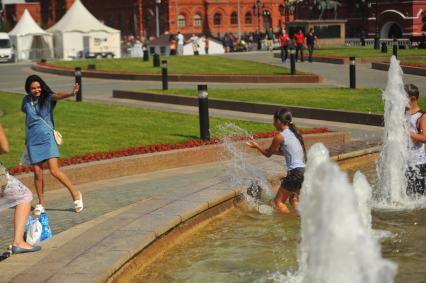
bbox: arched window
[230,12,238,25]
[194,14,202,27]
[214,13,222,26]
[245,12,252,25]
[177,14,186,28]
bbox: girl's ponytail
[274,108,307,161]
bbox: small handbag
[38,116,63,146]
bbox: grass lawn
[0,92,274,167]
[139,88,426,114]
[50,56,290,75]
[315,46,426,58]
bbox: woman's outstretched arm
[0,124,9,154]
[52,83,79,101]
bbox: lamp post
[155,0,161,38]
[253,0,261,33]
[262,4,271,33]
[279,0,295,32]
[237,0,241,39]
[253,0,262,50]
[374,0,380,49]
[356,0,372,46]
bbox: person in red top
[279,29,290,63]
[294,29,305,62]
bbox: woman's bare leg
[47,158,80,201]
[33,164,45,206]
[12,200,33,249]
[274,187,292,213]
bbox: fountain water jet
[289,143,397,283]
[377,56,411,207]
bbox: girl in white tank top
[247,108,306,213]
[405,83,426,197]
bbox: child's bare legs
[289,192,300,208]
[13,200,34,249]
[274,187,293,213]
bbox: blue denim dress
[21,95,59,164]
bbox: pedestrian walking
[279,29,290,63]
[176,31,184,55]
[306,28,318,63]
[294,29,305,62]
[267,28,275,52]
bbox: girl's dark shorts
[281,168,305,193]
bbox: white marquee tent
[8,9,54,61]
[47,0,121,59]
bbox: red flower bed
[8,128,329,176]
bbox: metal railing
[345,38,412,48]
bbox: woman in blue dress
[21,75,83,214]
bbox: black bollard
[349,57,356,89]
[290,48,296,75]
[198,85,210,141]
[143,46,149,62]
[374,36,380,50]
[393,38,398,58]
[381,42,388,53]
[153,53,160,67]
[87,64,96,70]
[75,67,82,102]
[161,60,168,90]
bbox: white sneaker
[34,204,45,216]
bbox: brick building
[295,0,426,38]
[2,0,425,39]
[80,0,289,38]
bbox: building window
[230,12,238,25]
[194,14,202,27]
[177,14,186,28]
[245,12,252,25]
[214,13,222,26]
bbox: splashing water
[287,143,397,283]
[377,56,411,207]
[216,123,275,214]
[353,170,373,231]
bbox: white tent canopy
[48,0,121,59]
[8,9,54,61]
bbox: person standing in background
[306,28,318,63]
[279,29,290,63]
[204,35,209,55]
[176,31,184,55]
[190,33,200,55]
[169,35,177,56]
[267,28,275,52]
[294,29,305,62]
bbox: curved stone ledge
[32,62,322,84]
[16,132,351,194]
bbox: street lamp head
[156,0,161,4]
